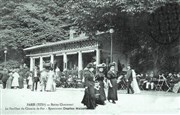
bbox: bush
[79,70,86,80]
[55,69,84,88]
[0,60,20,70]
[63,69,78,78]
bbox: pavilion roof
[23,36,89,51]
[23,30,107,51]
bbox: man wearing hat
[95,63,107,105]
[125,65,134,94]
[81,63,96,109]
[106,62,118,104]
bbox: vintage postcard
[0,0,180,115]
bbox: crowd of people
[135,72,180,93]
[81,62,142,109]
[0,64,58,92]
[0,62,179,110]
[1,66,28,89]
[29,65,57,92]
[117,71,180,93]
[81,62,180,109]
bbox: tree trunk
[152,46,160,76]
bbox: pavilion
[23,26,128,77]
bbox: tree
[0,0,70,63]
[64,0,180,75]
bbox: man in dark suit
[32,66,40,91]
[2,68,9,89]
[125,65,134,94]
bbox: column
[30,57,34,71]
[50,54,54,64]
[63,53,67,70]
[78,51,83,70]
[78,51,83,78]
[39,56,43,71]
[50,54,54,69]
[96,49,100,67]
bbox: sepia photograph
[0,0,180,115]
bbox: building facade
[24,27,128,77]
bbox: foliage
[0,0,73,64]
[0,0,70,50]
[0,60,20,70]
[0,0,179,75]
[63,69,78,77]
[64,0,180,33]
[63,0,180,75]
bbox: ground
[0,85,180,115]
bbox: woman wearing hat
[81,63,96,109]
[95,63,106,105]
[6,69,14,89]
[106,62,118,104]
[12,68,20,89]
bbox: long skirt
[131,78,141,93]
[107,78,118,101]
[81,87,96,109]
[12,76,19,87]
[6,77,13,89]
[95,88,105,105]
[18,77,24,89]
[46,77,54,91]
[98,81,106,101]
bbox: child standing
[28,72,33,90]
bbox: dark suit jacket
[126,69,133,82]
[32,70,40,82]
[2,72,9,83]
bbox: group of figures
[138,72,180,93]
[1,64,58,92]
[81,62,141,109]
[27,65,58,92]
[1,66,28,89]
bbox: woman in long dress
[131,69,141,94]
[46,67,55,92]
[95,63,106,105]
[12,69,20,89]
[106,62,118,104]
[81,63,96,109]
[18,68,24,89]
[6,70,13,89]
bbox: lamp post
[4,47,7,67]
[109,28,114,63]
